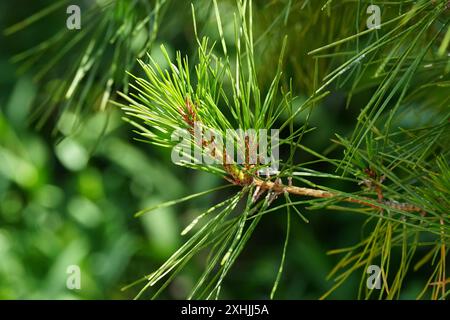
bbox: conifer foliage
[7,0,450,299]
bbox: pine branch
[116,0,449,299]
[252,177,425,214]
[175,95,426,215]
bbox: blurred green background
[0,0,428,299]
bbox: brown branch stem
[252,177,425,214]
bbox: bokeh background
[0,0,429,299]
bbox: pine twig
[252,177,425,214]
[179,98,425,215]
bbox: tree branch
[252,177,425,214]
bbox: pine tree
[7,0,449,299]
